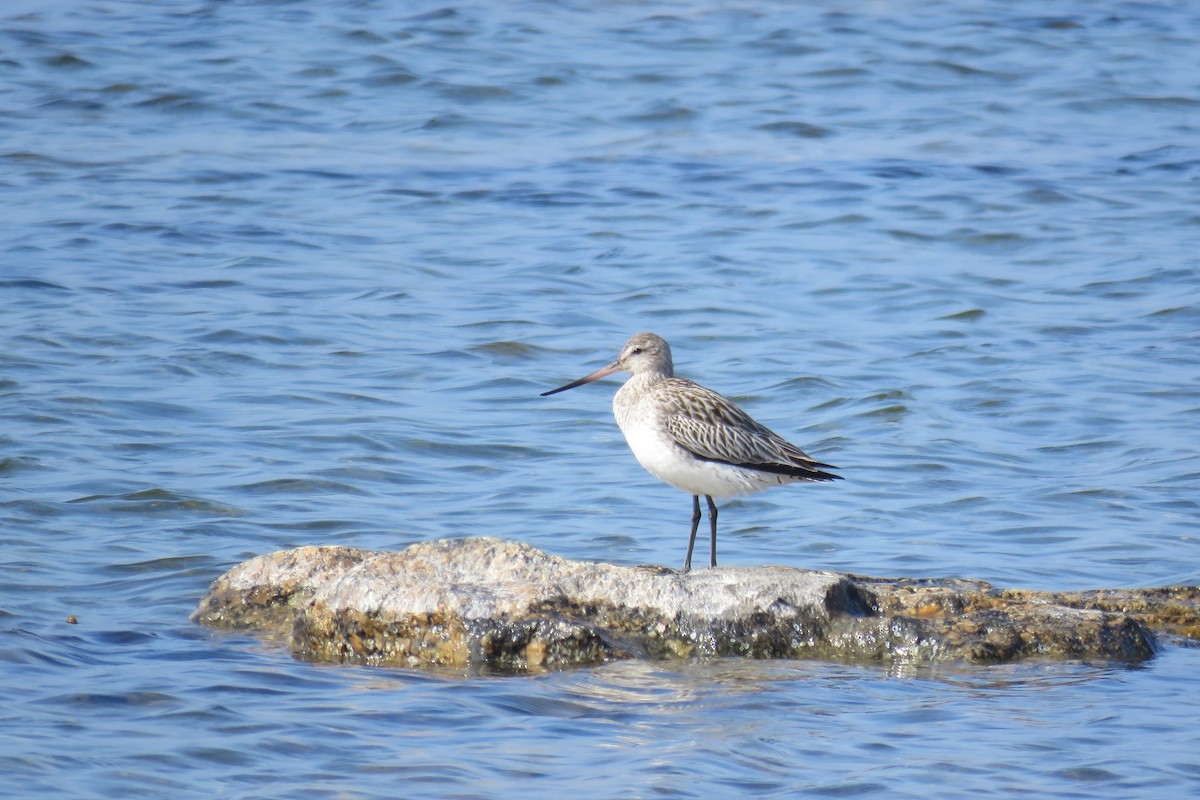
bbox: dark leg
[706,495,718,567]
[683,495,701,573]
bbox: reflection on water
[2,0,1199,797]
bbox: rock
[192,545,375,635]
[191,538,1194,672]
[1001,586,1200,641]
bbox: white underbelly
[618,418,783,499]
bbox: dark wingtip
[739,461,843,481]
[811,462,843,481]
[802,468,843,482]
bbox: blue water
[3,0,1200,796]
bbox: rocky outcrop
[192,538,1199,672]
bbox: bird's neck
[623,370,671,393]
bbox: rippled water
[3,0,1200,797]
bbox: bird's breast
[612,387,774,499]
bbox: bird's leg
[683,495,701,573]
[706,495,718,568]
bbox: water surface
[2,1,1199,797]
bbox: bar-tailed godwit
[542,332,841,572]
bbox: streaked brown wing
[657,378,838,479]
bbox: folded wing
[657,378,841,482]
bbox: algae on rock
[192,538,1196,672]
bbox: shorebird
[541,332,841,572]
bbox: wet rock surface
[192,538,1198,672]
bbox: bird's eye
[631,347,643,354]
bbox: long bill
[540,361,621,396]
